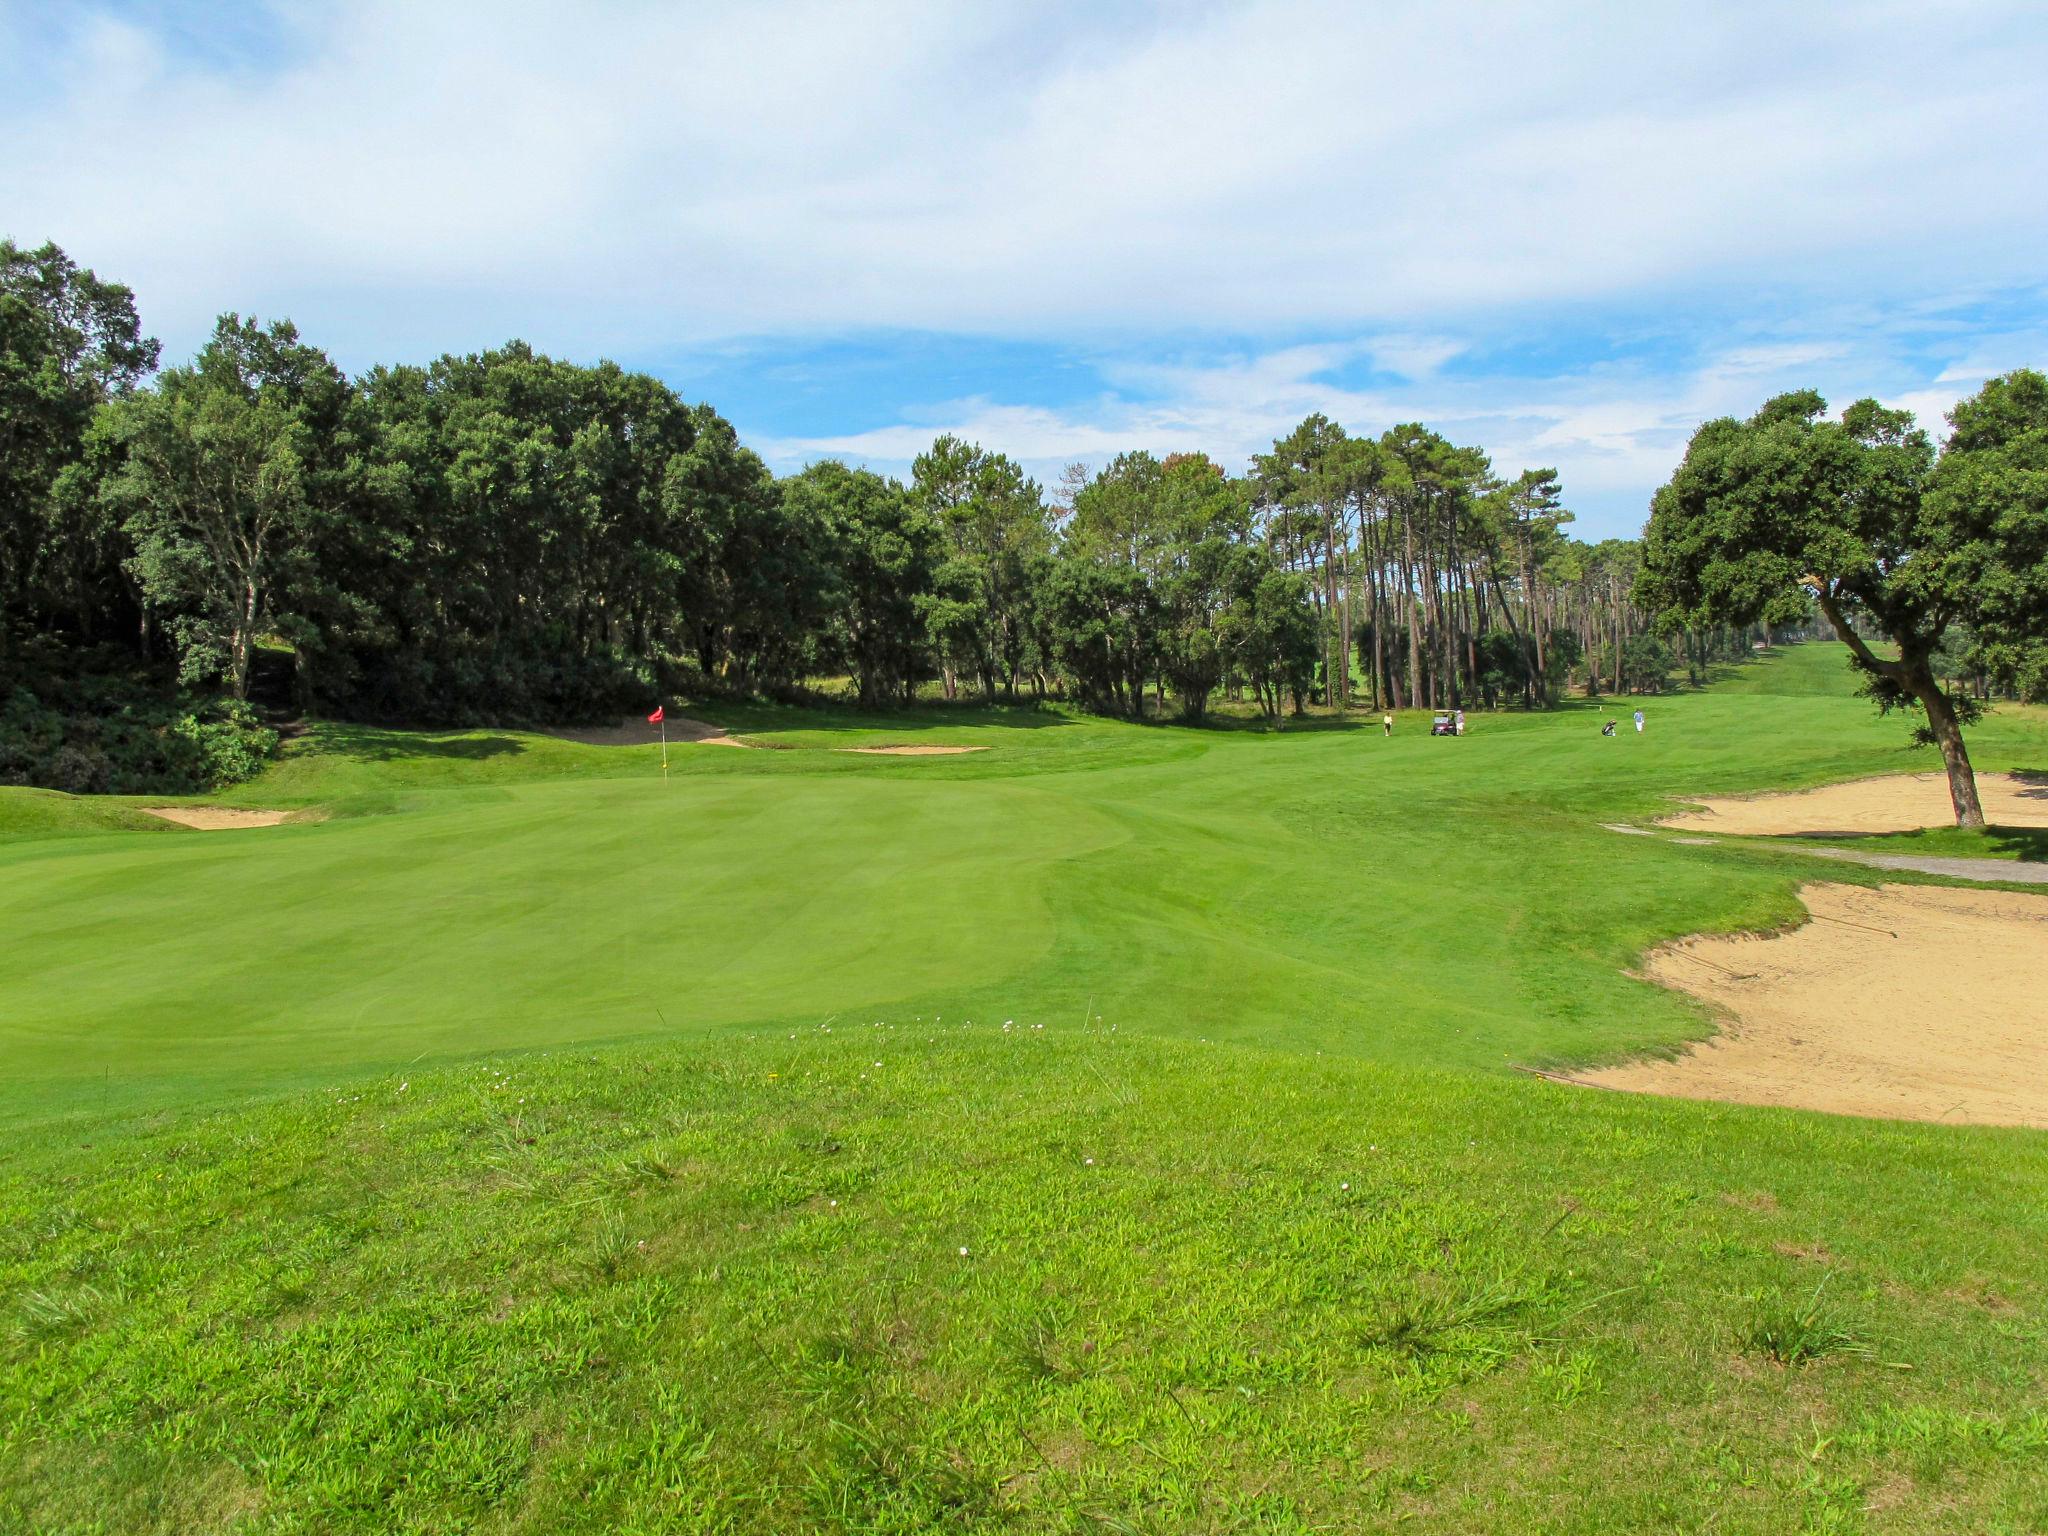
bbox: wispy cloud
[755,311,2040,534]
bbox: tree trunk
[1812,587,1985,829]
[1401,510,1422,708]
[229,577,260,701]
[1910,665,1986,828]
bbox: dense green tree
[1045,558,1156,716]
[912,437,1050,702]
[781,461,937,707]
[1639,390,1993,825]
[1497,468,1573,704]
[1220,566,1321,720]
[1928,370,2048,702]
[1254,415,1350,706]
[0,240,158,647]
[99,316,349,700]
[17,237,2043,787]
[1620,632,1675,694]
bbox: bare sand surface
[142,807,295,830]
[1577,882,2048,1127]
[1660,771,2048,836]
[839,745,987,756]
[543,716,750,748]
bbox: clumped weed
[1532,1347,1604,1404]
[11,1285,108,1344]
[1357,1275,1543,1371]
[1000,1300,1083,1382]
[585,1205,639,1281]
[1743,1277,1873,1367]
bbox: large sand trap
[839,745,987,756]
[143,806,294,830]
[544,716,751,748]
[1578,883,2048,1127]
[1661,771,2048,836]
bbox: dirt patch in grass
[1660,771,2048,836]
[1577,882,2048,1127]
[839,745,988,756]
[542,716,751,748]
[141,806,296,830]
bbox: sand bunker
[839,745,987,756]
[143,806,295,830]
[1661,771,2048,836]
[1578,883,2048,1127]
[544,716,751,748]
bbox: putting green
[3,643,2044,1116]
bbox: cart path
[1600,823,2048,885]
[1797,845,2048,885]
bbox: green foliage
[1930,369,2048,700]
[913,435,1051,702]
[1636,388,2025,823]
[1054,451,1313,721]
[782,460,937,707]
[325,345,788,722]
[0,643,276,794]
[1621,632,1675,694]
[99,313,350,700]
[0,239,158,643]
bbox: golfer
[1633,709,1644,734]
[1382,711,1392,737]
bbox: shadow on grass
[697,698,1081,737]
[310,726,529,764]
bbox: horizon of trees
[5,238,2038,797]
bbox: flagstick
[660,715,668,780]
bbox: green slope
[4,642,2048,1532]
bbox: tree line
[6,238,2040,815]
[4,240,1703,793]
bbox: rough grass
[4,1029,2046,1533]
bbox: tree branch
[1802,577,1902,681]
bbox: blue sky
[5,1,2046,537]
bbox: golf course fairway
[3,643,2046,1533]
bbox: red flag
[647,706,664,724]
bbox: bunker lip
[838,745,988,756]
[1569,881,2048,1128]
[142,806,296,830]
[541,715,752,748]
[1659,770,2048,837]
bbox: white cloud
[4,0,2045,361]
[5,1,2042,532]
